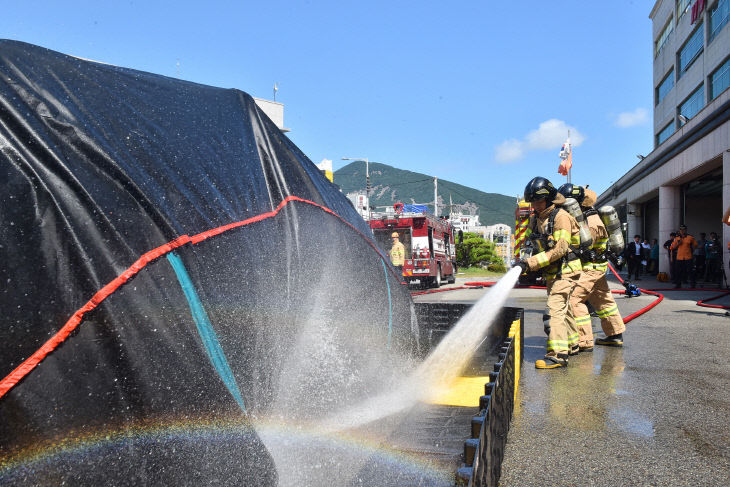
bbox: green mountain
[333,161,516,228]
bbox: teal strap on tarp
[381,260,393,349]
[167,252,246,412]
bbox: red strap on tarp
[0,196,398,400]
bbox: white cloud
[495,139,525,162]
[494,119,585,163]
[615,108,649,128]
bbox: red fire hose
[440,264,665,325]
[413,265,730,317]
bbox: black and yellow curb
[456,309,524,487]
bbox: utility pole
[434,177,438,217]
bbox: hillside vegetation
[334,161,516,228]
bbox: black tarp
[0,40,417,486]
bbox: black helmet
[524,177,557,203]
[557,183,585,203]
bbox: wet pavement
[413,275,730,486]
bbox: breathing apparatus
[598,205,625,266]
[562,197,593,257]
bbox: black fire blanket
[0,40,417,485]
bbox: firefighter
[389,231,405,273]
[516,177,582,369]
[559,185,626,349]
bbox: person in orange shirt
[670,224,697,288]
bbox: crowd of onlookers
[624,225,724,288]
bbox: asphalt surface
[413,274,730,486]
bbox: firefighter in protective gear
[389,231,405,272]
[560,186,626,349]
[521,177,582,369]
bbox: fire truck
[514,199,543,285]
[369,204,457,287]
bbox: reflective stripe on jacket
[583,213,609,272]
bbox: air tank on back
[598,205,625,255]
[563,197,593,248]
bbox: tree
[456,232,505,269]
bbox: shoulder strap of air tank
[583,207,597,218]
[547,207,560,235]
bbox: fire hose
[413,262,730,318]
[428,262,664,325]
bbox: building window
[710,0,729,41]
[657,122,675,146]
[656,69,675,105]
[711,56,730,99]
[655,16,674,56]
[677,0,692,22]
[678,84,705,124]
[679,23,704,74]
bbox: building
[597,0,730,275]
[345,191,371,220]
[449,212,485,234]
[484,223,514,267]
[447,212,513,266]
[253,97,290,132]
[316,159,334,182]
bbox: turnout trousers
[570,269,626,348]
[545,272,580,356]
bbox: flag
[557,136,572,176]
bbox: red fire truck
[369,204,457,287]
[514,199,543,285]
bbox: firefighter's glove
[514,260,530,274]
[542,313,551,336]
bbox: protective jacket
[390,241,405,266]
[525,205,582,280]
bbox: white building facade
[597,0,730,275]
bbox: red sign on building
[691,0,705,24]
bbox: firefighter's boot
[595,333,623,347]
[535,354,568,369]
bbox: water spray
[315,267,523,433]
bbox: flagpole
[567,130,571,184]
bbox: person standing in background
[705,232,721,285]
[670,225,697,288]
[649,238,659,275]
[641,238,651,274]
[625,235,643,281]
[389,232,405,274]
[664,232,677,281]
[694,232,707,282]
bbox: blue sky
[4,1,654,198]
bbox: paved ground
[413,274,730,486]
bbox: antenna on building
[273,82,278,102]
